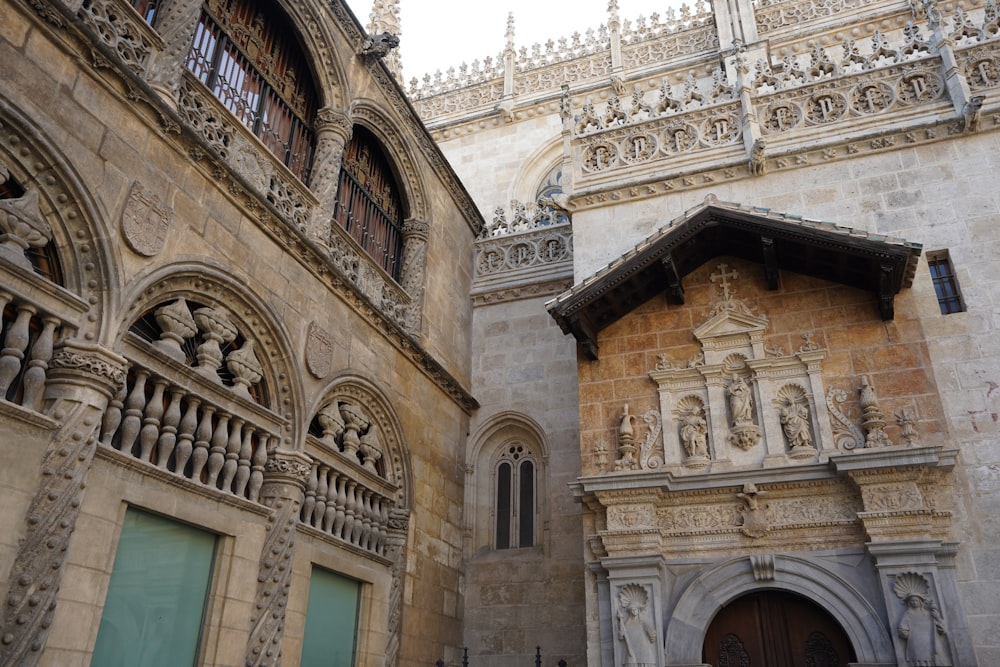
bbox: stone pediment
[694,306,769,350]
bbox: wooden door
[702,590,856,667]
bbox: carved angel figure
[617,584,658,667]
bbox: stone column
[244,449,311,667]
[143,0,205,107]
[398,218,428,333]
[382,508,410,667]
[307,108,353,248]
[0,340,127,667]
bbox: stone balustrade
[97,351,283,504]
[300,439,398,558]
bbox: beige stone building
[2,0,1000,664]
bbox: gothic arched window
[494,443,536,549]
[333,127,405,279]
[186,0,317,180]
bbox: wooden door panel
[702,591,856,667]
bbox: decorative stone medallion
[305,321,333,379]
[121,181,172,257]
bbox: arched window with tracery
[333,126,405,279]
[494,442,537,549]
[185,0,318,180]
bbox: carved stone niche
[649,263,833,473]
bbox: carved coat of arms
[121,181,172,257]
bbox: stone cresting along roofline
[546,194,922,360]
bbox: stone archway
[702,590,856,667]
[663,554,896,666]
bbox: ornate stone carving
[727,375,761,450]
[152,298,197,362]
[305,322,334,379]
[614,404,663,471]
[679,400,710,467]
[226,340,264,399]
[827,386,865,449]
[859,376,892,447]
[736,482,770,538]
[775,384,816,458]
[121,181,173,257]
[0,342,125,666]
[245,450,311,667]
[893,572,951,666]
[0,189,52,271]
[77,0,153,75]
[616,583,658,666]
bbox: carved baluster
[221,417,243,492]
[99,384,127,448]
[332,474,348,539]
[138,377,167,463]
[369,495,383,553]
[0,303,34,397]
[155,389,183,468]
[302,462,318,525]
[247,434,268,503]
[234,425,255,498]
[21,315,58,411]
[174,396,200,475]
[190,405,216,482]
[206,412,230,487]
[343,480,358,543]
[314,465,329,529]
[322,471,338,532]
[359,490,373,551]
[116,370,148,454]
[350,482,364,545]
[378,496,390,555]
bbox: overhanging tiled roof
[546,194,923,360]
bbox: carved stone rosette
[244,449,311,667]
[0,341,126,667]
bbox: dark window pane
[519,460,534,547]
[496,462,512,549]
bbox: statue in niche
[893,572,951,666]
[680,407,709,459]
[779,397,812,450]
[617,583,658,667]
[727,375,761,450]
[727,375,753,425]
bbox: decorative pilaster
[399,218,429,305]
[0,340,126,667]
[607,0,622,73]
[244,449,311,667]
[307,108,352,247]
[383,508,410,667]
[144,0,205,107]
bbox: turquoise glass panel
[300,567,361,667]
[91,508,216,667]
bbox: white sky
[346,0,690,83]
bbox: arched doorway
[702,590,857,667]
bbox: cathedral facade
[1,0,999,664]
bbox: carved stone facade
[6,0,1000,665]
[0,0,477,666]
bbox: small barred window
[927,250,965,314]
